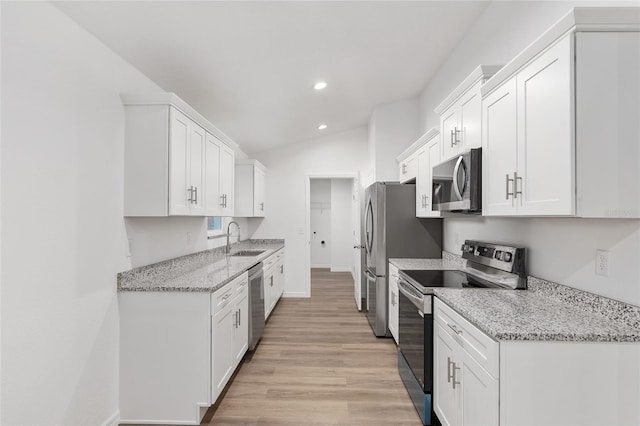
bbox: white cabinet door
[434,322,461,426]
[219,144,235,216]
[169,108,191,215]
[264,270,274,319]
[206,135,235,217]
[460,351,499,426]
[482,78,518,216]
[415,146,429,217]
[387,264,399,344]
[516,35,575,216]
[205,133,223,216]
[458,83,482,151]
[441,108,459,162]
[169,107,205,216]
[254,166,266,216]
[212,304,233,400]
[232,289,249,367]
[189,124,206,215]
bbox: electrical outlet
[595,250,609,277]
[186,232,192,245]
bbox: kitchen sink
[230,250,266,257]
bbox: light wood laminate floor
[203,268,421,425]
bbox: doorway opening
[305,174,362,308]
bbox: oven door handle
[398,280,424,313]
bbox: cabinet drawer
[263,252,279,270]
[434,298,499,378]
[212,273,248,311]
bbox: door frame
[305,173,360,297]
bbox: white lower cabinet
[388,263,399,344]
[434,298,640,426]
[119,272,249,425]
[434,299,498,426]
[211,274,249,401]
[264,249,285,319]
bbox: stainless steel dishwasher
[248,262,265,351]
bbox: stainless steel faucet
[226,221,240,253]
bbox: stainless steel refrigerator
[363,182,442,337]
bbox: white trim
[330,267,352,273]
[311,264,331,269]
[118,420,198,425]
[101,411,120,426]
[235,158,267,171]
[120,92,238,150]
[434,65,502,114]
[481,7,640,97]
[396,127,441,162]
[283,291,311,298]
[305,173,359,298]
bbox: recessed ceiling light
[313,81,328,90]
[317,124,328,130]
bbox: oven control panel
[461,241,525,276]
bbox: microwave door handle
[452,155,465,201]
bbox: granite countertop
[390,251,466,271]
[118,239,284,293]
[390,252,640,343]
[433,288,640,343]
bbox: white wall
[1,2,161,424]
[368,97,420,182]
[330,179,354,273]
[310,179,332,267]
[252,127,368,297]
[418,1,640,306]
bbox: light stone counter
[389,251,640,343]
[117,239,284,293]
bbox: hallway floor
[204,268,420,425]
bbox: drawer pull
[447,323,462,335]
[452,361,461,389]
[447,357,454,383]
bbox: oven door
[398,280,432,393]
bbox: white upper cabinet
[398,128,442,218]
[235,159,267,217]
[397,150,419,183]
[169,108,206,216]
[122,93,238,217]
[416,129,441,218]
[481,8,640,217]
[205,132,235,217]
[435,65,502,163]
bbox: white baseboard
[101,410,120,426]
[351,270,356,281]
[330,267,351,273]
[311,264,330,268]
[283,291,310,298]
[118,419,197,425]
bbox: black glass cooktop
[399,269,500,293]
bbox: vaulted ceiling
[55,1,489,154]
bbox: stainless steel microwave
[432,148,482,213]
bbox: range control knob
[461,244,474,253]
[494,250,502,259]
[504,252,512,262]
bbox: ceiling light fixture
[317,124,328,130]
[313,81,328,90]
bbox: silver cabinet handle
[447,323,462,335]
[451,127,461,147]
[187,186,194,203]
[191,186,197,204]
[447,356,454,383]
[220,194,225,207]
[402,163,407,174]
[238,308,241,327]
[280,264,283,273]
[270,276,274,287]
[506,174,514,200]
[452,361,461,389]
[514,171,522,199]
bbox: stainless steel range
[397,240,526,426]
